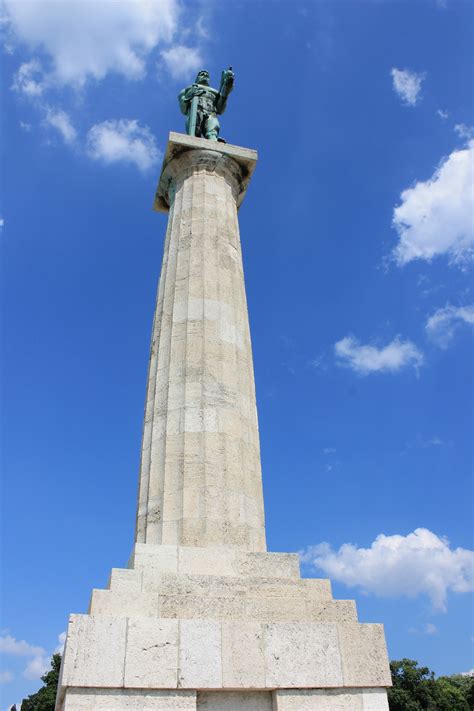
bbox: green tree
[389,658,438,710]
[388,659,474,711]
[20,654,61,711]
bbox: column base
[60,688,389,710]
[56,545,391,709]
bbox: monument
[56,70,391,710]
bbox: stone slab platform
[61,688,389,710]
[60,615,390,691]
[57,544,390,709]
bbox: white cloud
[11,59,45,96]
[86,119,160,172]
[160,45,203,80]
[392,140,474,266]
[44,107,77,144]
[420,436,445,447]
[19,121,31,131]
[334,335,423,375]
[23,654,50,680]
[461,669,474,677]
[0,670,14,684]
[323,447,336,455]
[0,634,45,657]
[3,0,179,87]
[300,528,474,611]
[425,304,474,347]
[454,124,474,139]
[408,622,438,635]
[0,218,4,230]
[437,109,448,120]
[54,631,66,654]
[391,67,426,106]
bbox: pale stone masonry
[56,133,391,710]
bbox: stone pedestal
[56,134,391,710]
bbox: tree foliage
[388,659,474,711]
[20,654,61,711]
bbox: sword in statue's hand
[187,85,204,137]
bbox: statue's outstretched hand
[221,68,234,87]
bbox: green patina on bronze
[178,67,234,142]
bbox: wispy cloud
[0,635,45,657]
[160,45,203,80]
[54,631,66,655]
[408,622,439,636]
[454,124,474,139]
[392,140,474,266]
[23,655,50,680]
[391,67,426,106]
[86,119,161,172]
[3,0,179,87]
[0,670,14,684]
[44,107,77,144]
[0,631,65,682]
[425,304,474,347]
[334,335,423,375]
[300,528,474,611]
[11,59,45,97]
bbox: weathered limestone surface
[136,133,265,551]
[57,135,391,710]
[273,689,390,710]
[62,690,197,710]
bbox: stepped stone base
[60,688,389,710]
[56,545,390,710]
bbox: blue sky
[1,0,473,706]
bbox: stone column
[135,133,266,552]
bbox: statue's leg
[194,110,203,138]
[203,113,220,141]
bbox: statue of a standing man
[178,67,234,142]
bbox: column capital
[154,132,258,213]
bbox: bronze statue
[178,68,234,142]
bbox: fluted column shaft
[135,136,265,551]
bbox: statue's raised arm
[215,67,234,115]
[178,67,234,142]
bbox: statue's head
[195,70,210,86]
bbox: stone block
[264,623,343,688]
[178,546,237,576]
[62,689,196,710]
[362,689,390,710]
[129,544,178,573]
[245,596,308,622]
[60,614,126,688]
[178,620,222,688]
[302,578,333,600]
[235,552,300,579]
[109,568,143,593]
[338,624,391,687]
[306,600,358,623]
[221,622,266,688]
[197,691,272,710]
[89,589,159,618]
[160,594,246,620]
[141,569,164,594]
[124,618,179,688]
[272,689,364,710]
